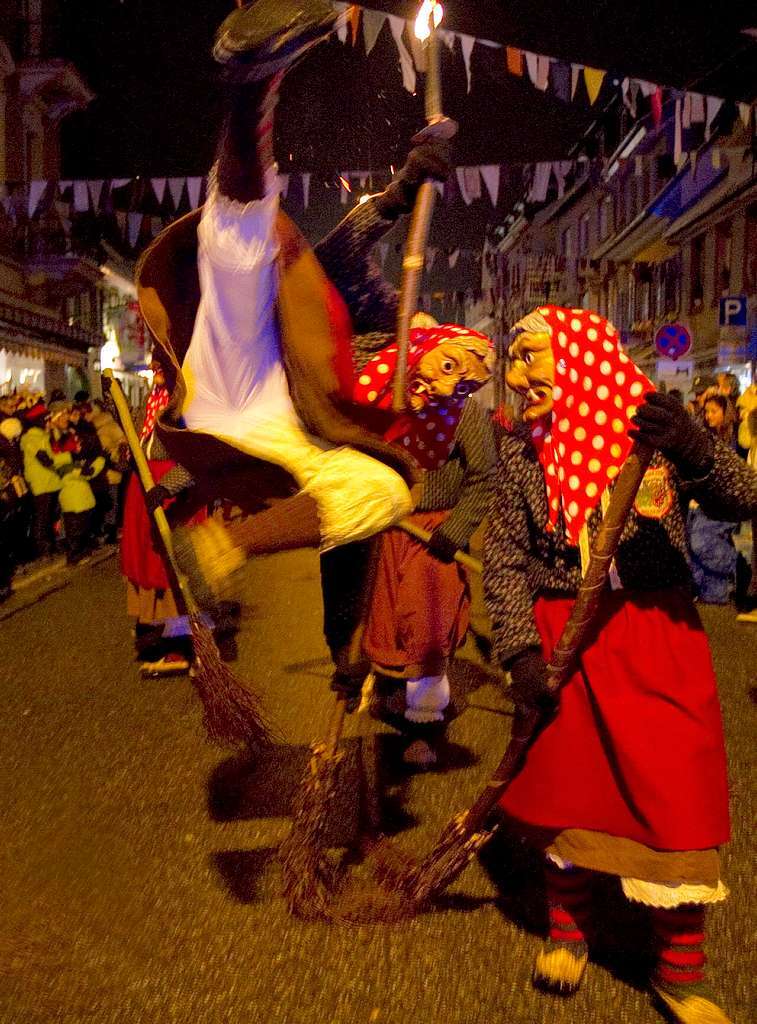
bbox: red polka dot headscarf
[514,305,654,545]
[140,384,170,441]
[353,325,494,470]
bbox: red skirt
[362,510,470,677]
[500,589,730,852]
[120,461,205,592]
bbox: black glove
[374,140,452,219]
[506,648,556,711]
[426,527,459,564]
[145,484,171,513]
[629,392,714,478]
[36,450,54,469]
[330,670,364,712]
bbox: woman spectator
[19,401,62,560]
[687,395,740,603]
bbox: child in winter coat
[53,451,106,565]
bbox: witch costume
[484,305,757,1023]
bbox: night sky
[59,1,757,179]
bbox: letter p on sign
[719,296,747,327]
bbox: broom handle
[460,441,654,829]
[392,14,455,413]
[102,370,197,618]
[397,519,482,574]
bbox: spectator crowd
[0,387,130,603]
[1,369,755,619]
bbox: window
[713,220,732,301]
[578,212,590,255]
[690,234,704,310]
[599,195,613,240]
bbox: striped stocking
[533,861,592,994]
[545,860,593,949]
[651,904,707,993]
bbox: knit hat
[0,416,22,441]
[512,305,654,545]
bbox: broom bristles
[278,744,346,920]
[189,617,273,753]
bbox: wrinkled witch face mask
[506,321,555,422]
[410,340,492,413]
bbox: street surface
[1,549,754,1024]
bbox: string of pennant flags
[4,160,509,226]
[0,172,489,268]
[335,2,756,114]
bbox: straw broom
[278,692,350,920]
[333,441,654,920]
[104,370,272,753]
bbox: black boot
[213,0,341,81]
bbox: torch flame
[414,0,443,42]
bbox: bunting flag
[551,61,571,102]
[682,92,692,129]
[425,246,437,272]
[705,96,724,140]
[738,103,753,127]
[88,179,104,211]
[28,180,47,218]
[127,212,142,247]
[73,180,89,212]
[187,176,203,209]
[331,4,741,123]
[278,173,290,199]
[335,1,349,43]
[480,164,500,206]
[689,93,706,124]
[348,4,360,45]
[459,34,475,92]
[151,177,167,204]
[111,178,130,189]
[571,64,581,99]
[448,248,460,269]
[506,46,523,76]
[301,172,311,210]
[387,14,415,93]
[529,161,552,203]
[651,87,663,127]
[583,67,605,105]
[362,9,385,54]
[167,177,185,208]
[552,160,572,198]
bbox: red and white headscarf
[140,385,170,442]
[515,306,654,545]
[353,324,493,470]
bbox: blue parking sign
[719,296,747,327]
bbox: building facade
[485,99,756,395]
[0,0,106,399]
